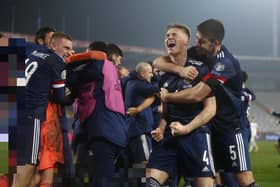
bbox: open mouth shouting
[166,39,176,52]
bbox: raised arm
[153,56,183,75]
[160,81,212,103]
[153,56,198,80]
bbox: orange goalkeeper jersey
[39,102,64,170]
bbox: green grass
[250,141,280,187]
[0,141,280,186]
[0,142,8,174]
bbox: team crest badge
[184,78,191,84]
[214,62,225,72]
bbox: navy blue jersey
[124,71,159,137]
[151,98,162,129]
[160,58,209,128]
[241,87,256,117]
[24,49,65,120]
[25,42,49,56]
[190,46,244,131]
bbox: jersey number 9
[25,59,38,85]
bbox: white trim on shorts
[206,133,216,174]
[140,134,150,161]
[31,118,41,164]
[235,132,247,171]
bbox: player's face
[112,54,122,66]
[153,67,160,76]
[119,68,130,78]
[165,28,189,56]
[142,65,153,82]
[52,38,73,61]
[195,31,216,57]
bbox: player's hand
[160,88,169,102]
[170,121,190,136]
[126,107,139,116]
[179,66,198,80]
[151,128,164,142]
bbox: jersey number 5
[229,145,237,160]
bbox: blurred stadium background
[1,0,280,186]
[0,32,280,187]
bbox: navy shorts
[128,134,152,163]
[17,116,41,165]
[211,127,252,172]
[147,129,215,178]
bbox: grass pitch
[0,141,279,186]
[0,142,8,174]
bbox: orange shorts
[39,102,64,171]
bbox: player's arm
[241,88,256,102]
[136,81,159,96]
[151,118,166,142]
[151,103,167,142]
[51,80,67,103]
[127,96,156,116]
[170,96,216,136]
[160,81,212,103]
[248,89,256,101]
[127,80,159,116]
[51,62,74,104]
[153,56,183,75]
[153,56,198,80]
[160,68,221,104]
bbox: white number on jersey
[202,150,209,165]
[229,145,237,160]
[25,59,38,85]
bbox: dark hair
[241,70,248,82]
[197,19,224,42]
[0,33,3,39]
[146,60,153,66]
[107,43,123,60]
[88,41,108,54]
[167,24,191,38]
[35,26,56,44]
